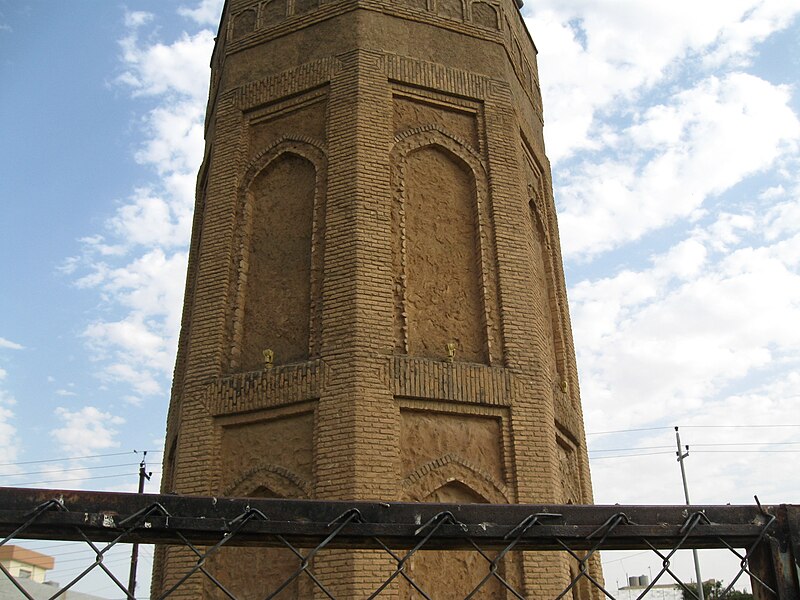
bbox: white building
[615,575,685,600]
[0,545,106,600]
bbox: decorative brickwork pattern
[205,360,327,416]
[391,356,521,404]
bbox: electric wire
[692,441,800,447]
[692,449,800,454]
[0,450,161,468]
[0,461,140,478]
[586,426,673,436]
[588,438,799,458]
[587,424,800,436]
[589,451,675,460]
[682,424,800,429]
[601,550,651,564]
[6,470,162,487]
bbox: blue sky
[1,0,799,594]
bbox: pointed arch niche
[522,138,567,386]
[231,138,326,372]
[210,465,312,599]
[391,126,496,364]
[529,199,561,380]
[400,455,514,597]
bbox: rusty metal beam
[0,487,788,553]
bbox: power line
[16,541,85,553]
[586,427,672,436]
[52,551,133,568]
[601,550,651,564]
[692,441,800,447]
[693,449,800,454]
[586,424,800,436]
[0,450,162,468]
[683,424,800,429]
[0,461,140,478]
[589,449,800,460]
[7,470,162,487]
[589,451,675,460]
[590,445,674,452]
[589,441,800,453]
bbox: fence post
[750,505,800,600]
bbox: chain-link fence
[0,488,796,600]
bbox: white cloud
[558,73,800,258]
[0,396,18,476]
[107,188,192,249]
[550,3,800,513]
[124,10,153,28]
[759,184,786,201]
[134,101,206,177]
[764,193,800,240]
[68,8,215,396]
[96,249,186,329]
[85,318,167,365]
[52,406,125,457]
[573,200,800,435]
[704,0,800,67]
[693,212,756,253]
[0,337,24,350]
[657,239,708,281]
[589,380,800,506]
[533,8,800,512]
[0,371,20,476]
[81,267,185,395]
[124,395,144,407]
[55,389,78,397]
[117,29,216,102]
[178,0,225,26]
[20,463,94,490]
[105,362,162,396]
[524,0,800,162]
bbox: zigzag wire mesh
[0,495,783,600]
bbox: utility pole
[127,451,152,599]
[675,426,705,600]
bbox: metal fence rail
[0,488,796,600]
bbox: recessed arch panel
[392,126,493,364]
[231,8,257,40]
[231,138,327,372]
[212,465,311,599]
[262,0,287,25]
[529,199,561,381]
[224,463,312,498]
[471,1,498,29]
[401,453,509,504]
[400,458,510,598]
[437,0,464,20]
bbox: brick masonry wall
[156,0,601,597]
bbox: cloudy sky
[0,0,798,594]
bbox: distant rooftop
[0,545,107,599]
[0,546,55,571]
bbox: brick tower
[155,0,597,596]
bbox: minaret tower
[155,0,598,596]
